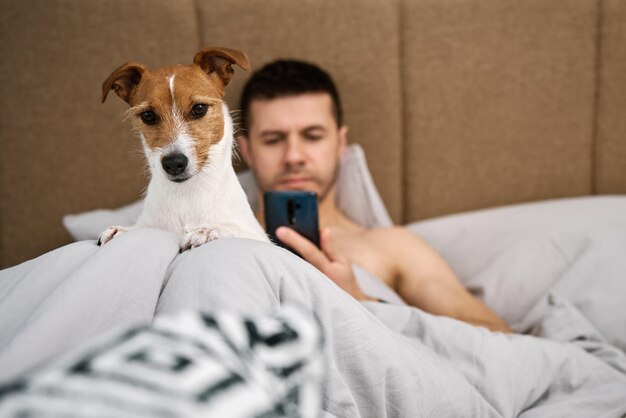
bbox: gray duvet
[1,220,625,416]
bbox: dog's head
[102,47,251,183]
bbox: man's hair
[239,60,344,132]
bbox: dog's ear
[193,47,251,90]
[101,61,146,104]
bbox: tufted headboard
[1,0,625,268]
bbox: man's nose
[284,137,305,165]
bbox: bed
[1,0,626,416]
[1,220,625,417]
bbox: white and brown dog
[99,47,268,251]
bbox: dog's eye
[190,104,209,119]
[140,110,158,125]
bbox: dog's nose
[161,153,189,176]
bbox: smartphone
[264,191,320,253]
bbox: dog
[99,47,269,251]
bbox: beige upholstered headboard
[1,0,625,268]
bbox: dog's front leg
[98,225,141,246]
[179,223,249,252]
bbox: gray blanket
[1,229,625,417]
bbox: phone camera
[287,199,296,225]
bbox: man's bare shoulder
[359,226,422,245]
[336,227,428,263]
[359,226,442,267]
[333,225,409,245]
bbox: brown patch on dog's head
[122,65,225,169]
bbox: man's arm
[373,227,511,332]
[277,226,511,333]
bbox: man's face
[238,93,347,202]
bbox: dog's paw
[98,226,129,246]
[180,226,231,252]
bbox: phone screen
[264,191,320,252]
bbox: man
[237,60,510,333]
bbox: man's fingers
[276,227,329,270]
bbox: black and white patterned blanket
[0,307,324,418]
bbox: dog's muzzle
[161,153,189,182]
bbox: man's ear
[236,135,254,168]
[101,61,146,104]
[193,47,251,91]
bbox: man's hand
[276,226,376,302]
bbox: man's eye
[190,103,209,119]
[304,134,322,141]
[263,138,281,145]
[140,110,158,125]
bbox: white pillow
[63,200,144,242]
[63,144,392,241]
